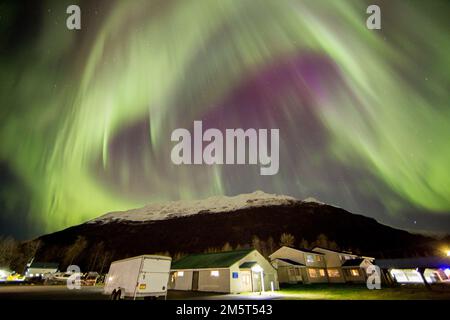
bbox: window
[316,256,322,262]
[350,269,360,276]
[177,271,184,277]
[295,268,301,276]
[328,269,340,278]
[306,255,314,263]
[308,269,319,278]
[211,270,219,277]
[308,268,325,278]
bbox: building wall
[326,267,346,283]
[271,260,303,284]
[304,254,326,268]
[170,270,193,291]
[198,269,230,293]
[270,247,306,265]
[274,265,290,284]
[305,267,328,283]
[171,250,279,294]
[312,248,351,268]
[26,268,57,276]
[171,268,231,292]
[231,250,279,293]
[343,267,366,283]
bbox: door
[240,271,253,292]
[192,271,199,291]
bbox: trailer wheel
[111,290,121,300]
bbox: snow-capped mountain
[90,191,299,223]
[35,191,435,270]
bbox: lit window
[177,271,184,277]
[306,255,314,263]
[211,270,219,277]
[308,269,318,278]
[350,269,360,276]
[316,256,322,262]
[328,269,340,277]
[319,269,326,277]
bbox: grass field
[278,284,450,300]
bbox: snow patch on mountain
[89,191,298,224]
[302,197,325,205]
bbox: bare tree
[63,236,88,267]
[299,238,309,249]
[11,240,41,273]
[87,241,105,271]
[0,236,18,270]
[251,235,262,252]
[221,242,232,252]
[312,233,329,249]
[266,237,276,254]
[99,250,114,274]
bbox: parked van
[104,255,172,300]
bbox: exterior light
[251,265,265,292]
[446,250,450,257]
[211,270,219,277]
[177,271,184,277]
[251,265,263,273]
[444,268,450,277]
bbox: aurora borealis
[0,0,449,238]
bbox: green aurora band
[0,0,449,236]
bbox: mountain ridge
[33,191,439,272]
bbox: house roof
[342,258,365,267]
[172,249,254,269]
[375,257,450,269]
[312,247,354,255]
[29,262,59,269]
[297,247,325,255]
[239,261,258,269]
[278,246,324,255]
[275,258,305,266]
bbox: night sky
[0,0,449,239]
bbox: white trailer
[104,255,172,300]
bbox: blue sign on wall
[232,272,239,279]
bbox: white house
[25,262,59,278]
[376,257,450,285]
[269,246,328,284]
[170,249,279,293]
[312,247,374,283]
[341,258,373,283]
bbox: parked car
[44,272,72,285]
[82,272,100,286]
